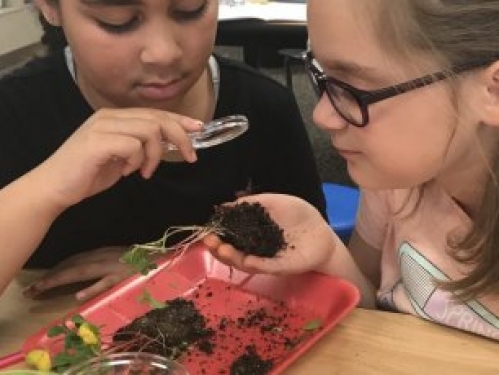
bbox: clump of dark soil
[113,297,213,358]
[208,202,286,258]
[230,345,273,375]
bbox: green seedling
[121,225,222,275]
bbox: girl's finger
[241,255,283,275]
[87,133,146,174]
[210,244,241,266]
[159,127,197,163]
[75,274,125,301]
[94,115,197,165]
[202,234,223,249]
[102,108,203,133]
[120,144,146,177]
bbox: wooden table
[1,271,498,374]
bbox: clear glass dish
[62,352,189,375]
[0,371,57,375]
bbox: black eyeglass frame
[302,51,499,127]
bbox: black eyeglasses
[302,51,497,127]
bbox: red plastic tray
[22,243,359,374]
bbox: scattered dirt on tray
[208,202,286,258]
[113,297,213,358]
[230,345,273,375]
[110,279,319,375]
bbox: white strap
[208,55,220,103]
[64,46,76,81]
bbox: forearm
[318,237,378,309]
[0,168,65,295]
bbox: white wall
[0,2,42,56]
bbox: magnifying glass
[163,115,249,161]
[166,114,249,150]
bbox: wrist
[24,166,72,217]
[315,231,342,275]
[317,236,377,308]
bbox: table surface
[1,270,498,374]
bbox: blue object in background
[322,183,360,241]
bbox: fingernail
[23,283,41,297]
[76,292,85,300]
[182,118,203,129]
[23,285,35,295]
[189,151,197,163]
[141,168,153,180]
[28,282,43,290]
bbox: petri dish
[62,352,189,375]
[0,372,57,375]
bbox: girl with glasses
[0,0,325,298]
[204,0,499,340]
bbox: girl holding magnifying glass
[0,0,325,299]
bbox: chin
[347,166,416,190]
[118,94,172,110]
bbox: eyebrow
[320,58,391,85]
[81,0,142,6]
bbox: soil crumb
[208,202,286,257]
[230,345,273,375]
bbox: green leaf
[168,282,179,290]
[137,289,167,309]
[121,247,157,275]
[87,322,101,336]
[47,325,67,337]
[302,318,322,332]
[65,333,83,349]
[71,314,86,326]
[52,352,75,367]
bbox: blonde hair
[370,0,499,300]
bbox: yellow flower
[25,349,52,372]
[77,322,99,345]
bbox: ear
[35,0,61,27]
[480,60,499,127]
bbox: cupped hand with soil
[203,193,340,275]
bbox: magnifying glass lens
[165,115,249,151]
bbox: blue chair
[322,183,360,240]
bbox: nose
[312,92,349,131]
[140,22,182,66]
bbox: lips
[336,147,356,153]
[334,146,362,159]
[136,79,182,101]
